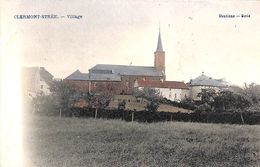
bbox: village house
[188,72,229,101]
[22,33,229,104]
[134,79,189,102]
[22,67,54,99]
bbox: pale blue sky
[2,0,260,85]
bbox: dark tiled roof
[64,70,89,81]
[64,70,121,81]
[65,63,164,82]
[189,74,229,87]
[89,64,163,77]
[137,79,189,89]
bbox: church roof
[189,73,229,87]
[64,69,122,81]
[136,79,189,89]
[156,31,164,52]
[89,64,164,77]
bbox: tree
[133,87,162,101]
[32,94,58,115]
[180,97,197,110]
[243,83,260,104]
[196,88,252,112]
[133,87,162,112]
[49,80,79,115]
[145,99,160,112]
[197,89,217,111]
[229,83,260,104]
[118,100,126,111]
[213,90,252,111]
[93,93,112,110]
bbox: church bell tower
[154,29,165,79]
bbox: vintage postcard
[1,0,260,166]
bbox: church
[64,30,189,100]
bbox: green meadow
[24,116,260,167]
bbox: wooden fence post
[131,112,134,122]
[240,113,245,124]
[95,108,98,119]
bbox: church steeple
[156,29,164,52]
[154,29,166,80]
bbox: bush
[246,103,260,113]
[32,95,60,116]
[145,100,160,112]
[159,98,197,110]
[62,107,260,125]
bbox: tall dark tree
[93,94,112,110]
[197,89,217,111]
[49,80,79,114]
[213,90,252,111]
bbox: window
[92,69,112,74]
[174,93,177,99]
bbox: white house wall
[138,87,189,102]
[39,80,51,95]
[24,68,52,98]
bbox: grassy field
[108,101,191,113]
[23,116,260,167]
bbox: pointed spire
[156,28,164,52]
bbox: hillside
[108,95,191,113]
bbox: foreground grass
[24,116,260,167]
